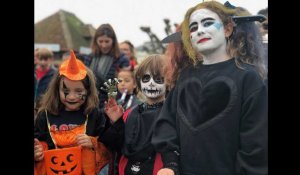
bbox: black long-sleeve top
[152,58,268,175]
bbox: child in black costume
[100,69,142,175]
[105,54,167,175]
[152,1,268,175]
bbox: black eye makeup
[189,22,198,33]
[61,80,87,100]
[141,74,164,84]
[142,74,151,83]
[63,81,69,98]
[203,20,214,27]
[189,17,216,32]
[153,75,164,84]
[202,17,218,28]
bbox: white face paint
[140,72,166,99]
[189,9,227,54]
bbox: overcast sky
[35,0,268,47]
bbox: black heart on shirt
[177,76,237,132]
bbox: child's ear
[224,22,234,38]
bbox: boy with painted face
[105,54,166,175]
[152,1,268,175]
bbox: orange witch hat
[59,50,87,80]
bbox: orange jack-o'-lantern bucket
[44,146,82,175]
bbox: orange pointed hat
[59,50,87,80]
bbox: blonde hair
[36,48,54,60]
[181,1,267,79]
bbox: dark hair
[257,7,268,16]
[257,7,268,30]
[121,40,135,53]
[164,24,191,90]
[91,23,120,59]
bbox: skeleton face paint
[140,72,166,99]
[189,9,227,54]
[59,77,87,111]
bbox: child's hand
[157,168,175,175]
[105,96,124,123]
[100,78,119,99]
[34,138,44,161]
[76,134,93,149]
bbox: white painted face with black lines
[189,9,227,54]
[140,72,166,99]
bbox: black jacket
[35,67,57,103]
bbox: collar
[138,101,164,113]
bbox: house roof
[35,10,95,52]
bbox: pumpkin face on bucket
[44,146,82,175]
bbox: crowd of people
[34,1,268,175]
